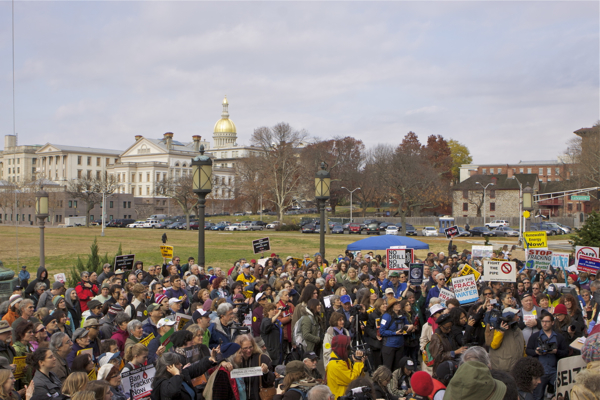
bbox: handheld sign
[459,264,481,281]
[231,367,264,379]
[54,273,66,284]
[451,275,479,305]
[121,364,155,400]
[252,237,270,254]
[527,249,553,270]
[444,226,459,239]
[575,246,600,264]
[386,248,414,271]
[12,356,26,379]
[472,245,493,259]
[175,313,192,331]
[523,231,548,248]
[551,252,570,270]
[483,260,517,282]
[140,333,155,347]
[87,368,97,381]
[577,255,600,274]
[438,289,455,307]
[114,254,135,271]
[409,264,423,285]
[160,245,174,259]
[160,327,175,351]
[554,355,587,400]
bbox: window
[490,168,494,174]
[97,157,101,166]
[17,158,20,164]
[462,190,468,199]
[87,170,92,179]
[123,201,127,208]
[131,185,135,194]
[77,170,82,179]
[539,168,543,175]
[68,201,72,208]
[87,157,91,166]
[106,158,110,165]
[131,174,135,182]
[156,173,160,181]
[547,167,551,175]
[74,201,77,208]
[490,189,496,199]
[490,202,495,211]
[32,158,36,165]
[109,201,113,208]
[568,203,573,211]
[577,203,582,211]
[138,173,142,182]
[16,167,19,173]
[146,187,150,195]
[139,187,142,195]
[555,167,560,175]
[463,203,468,211]
[147,173,150,182]
[128,201,131,208]
[482,168,487,174]
[96,171,101,179]
[520,168,524,173]
[48,157,52,165]
[527,168,532,174]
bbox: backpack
[289,388,308,400]
[422,341,435,367]
[293,315,308,348]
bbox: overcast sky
[0,1,598,164]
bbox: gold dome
[214,118,237,133]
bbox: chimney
[164,132,174,150]
[507,165,513,178]
[4,135,16,149]
[192,135,201,152]
[135,135,142,141]
[491,176,497,185]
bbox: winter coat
[323,327,350,366]
[429,329,454,377]
[237,352,275,400]
[0,340,16,363]
[142,317,159,338]
[300,310,321,352]
[75,281,98,312]
[379,312,409,348]
[251,305,264,338]
[111,328,129,353]
[571,361,600,400]
[152,356,216,400]
[25,267,50,299]
[208,319,236,349]
[364,310,383,349]
[489,326,525,372]
[277,300,294,342]
[30,370,64,400]
[260,316,282,364]
[325,351,364,399]
[64,288,82,329]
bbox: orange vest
[429,378,446,398]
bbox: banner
[527,249,553,270]
[577,255,600,274]
[472,245,493,258]
[551,252,570,270]
[483,260,517,282]
[409,264,423,285]
[459,264,481,281]
[13,356,26,379]
[554,355,587,400]
[230,367,264,379]
[523,231,548,248]
[175,313,192,331]
[451,275,479,305]
[438,288,455,307]
[121,365,155,400]
[140,333,155,347]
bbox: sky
[0,1,598,164]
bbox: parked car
[248,221,266,231]
[189,221,200,230]
[109,218,136,227]
[153,221,170,229]
[456,226,472,237]
[347,223,361,234]
[331,223,344,234]
[490,226,519,237]
[469,226,493,237]
[127,221,146,228]
[266,221,285,229]
[531,223,563,236]
[422,226,439,237]
[211,223,227,231]
[555,223,572,234]
[485,220,510,229]
[545,222,567,235]
[143,219,162,228]
[302,223,317,233]
[360,219,381,231]
[233,212,245,216]
[203,222,215,230]
[167,221,185,229]
[225,223,243,231]
[366,222,383,235]
[386,225,399,235]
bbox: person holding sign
[425,274,450,308]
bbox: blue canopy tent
[346,235,430,251]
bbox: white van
[143,220,161,228]
[147,214,167,221]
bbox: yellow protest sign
[13,356,26,379]
[88,368,97,381]
[77,348,94,358]
[160,245,174,259]
[140,333,155,347]
[523,231,548,249]
[459,264,481,281]
[492,258,506,262]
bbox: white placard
[575,246,599,263]
[54,273,66,284]
[555,355,587,400]
[323,295,333,308]
[121,365,155,400]
[551,252,570,270]
[483,260,517,282]
[230,366,263,379]
[438,289,455,307]
[451,275,478,305]
[386,248,413,271]
[472,245,493,259]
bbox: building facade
[459,159,573,184]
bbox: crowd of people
[0,244,598,400]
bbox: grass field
[0,225,571,277]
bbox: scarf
[427,316,439,333]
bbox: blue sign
[578,255,600,274]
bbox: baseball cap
[73,328,89,341]
[256,293,265,302]
[389,271,400,277]
[168,298,182,305]
[83,318,100,328]
[233,294,245,301]
[114,269,124,274]
[286,256,293,261]
[502,307,519,316]
[98,352,121,367]
[147,303,162,313]
[385,288,394,295]
[157,318,176,329]
[340,295,351,304]
[305,352,318,361]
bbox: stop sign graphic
[501,263,512,274]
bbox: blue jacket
[380,280,406,298]
[379,312,409,348]
[147,335,162,365]
[525,330,568,375]
[142,317,159,338]
[18,270,30,281]
[207,320,236,349]
[165,287,189,310]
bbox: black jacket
[375,381,399,400]
[260,316,282,364]
[152,356,215,400]
[25,267,50,299]
[525,330,569,360]
[30,370,65,400]
[239,353,275,400]
[364,310,383,349]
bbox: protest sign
[160,245,173,259]
[114,254,135,271]
[231,367,264,379]
[409,264,423,285]
[483,260,517,282]
[438,289,455,307]
[77,348,94,358]
[527,249,553,270]
[323,295,333,308]
[577,254,600,274]
[256,258,268,267]
[121,365,155,400]
[575,246,599,263]
[175,313,192,331]
[459,264,481,281]
[54,273,66,284]
[451,275,479,305]
[523,231,548,248]
[472,245,493,258]
[88,368,97,381]
[551,252,570,270]
[386,248,413,270]
[555,355,587,400]
[140,333,154,347]
[13,356,26,379]
[444,226,459,239]
[160,327,174,351]
[252,237,270,254]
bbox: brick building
[459,159,573,184]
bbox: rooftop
[453,173,539,191]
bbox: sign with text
[121,364,155,400]
[13,356,26,379]
[483,260,517,282]
[451,275,479,305]
[527,249,553,270]
[551,252,570,270]
[459,264,481,281]
[575,246,599,264]
[175,313,192,331]
[577,254,600,274]
[444,226,459,239]
[472,245,493,259]
[571,195,590,201]
[523,231,548,248]
[140,333,154,347]
[386,248,414,270]
[231,366,264,379]
[160,246,173,259]
[252,237,271,254]
[114,254,135,271]
[409,264,423,285]
[438,288,455,307]
[554,355,587,400]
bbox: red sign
[501,263,513,274]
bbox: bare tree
[67,176,119,227]
[354,147,387,217]
[235,154,269,214]
[250,122,308,221]
[154,174,197,230]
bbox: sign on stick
[115,254,135,271]
[444,226,459,239]
[523,231,548,248]
[252,237,271,254]
[451,275,479,305]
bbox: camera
[494,316,514,332]
[351,343,371,360]
[349,305,363,316]
[279,305,290,312]
[537,336,557,355]
[230,322,250,334]
[394,318,406,333]
[339,386,372,400]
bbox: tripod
[352,310,374,374]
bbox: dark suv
[109,218,136,227]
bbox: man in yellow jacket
[326,335,364,399]
[236,263,256,298]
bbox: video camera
[349,304,363,316]
[537,336,557,355]
[351,343,371,360]
[278,304,290,312]
[339,386,372,400]
[230,321,250,334]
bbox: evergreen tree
[571,211,600,248]
[67,238,123,287]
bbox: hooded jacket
[207,319,235,349]
[260,315,282,365]
[25,266,50,299]
[64,288,82,329]
[75,279,97,312]
[325,336,364,399]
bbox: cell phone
[490,299,497,305]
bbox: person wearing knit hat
[567,274,579,286]
[443,361,506,400]
[155,293,169,314]
[554,304,568,315]
[3,295,22,326]
[410,371,434,397]
[98,304,123,340]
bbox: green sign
[571,195,590,201]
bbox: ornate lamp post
[35,188,49,268]
[191,145,213,268]
[315,162,331,258]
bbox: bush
[278,224,301,231]
[67,238,123,287]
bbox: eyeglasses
[541,320,553,324]
[484,292,492,296]
[241,346,253,351]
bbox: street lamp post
[522,183,533,235]
[475,181,495,225]
[35,188,49,268]
[191,145,213,268]
[315,162,331,259]
[341,186,361,223]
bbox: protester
[325,335,364,399]
[26,347,64,400]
